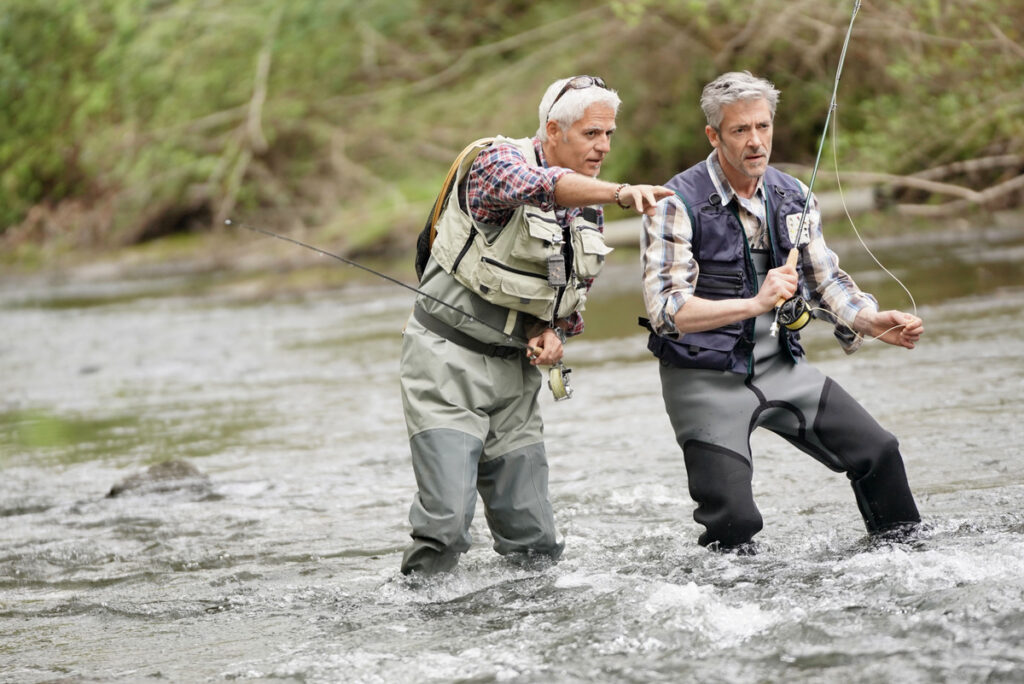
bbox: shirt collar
[533,138,548,168]
[704,151,765,206]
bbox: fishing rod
[771,0,861,337]
[229,219,574,400]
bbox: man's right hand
[754,264,798,314]
[616,184,674,216]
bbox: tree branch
[987,21,1024,60]
[896,173,1024,217]
[322,7,612,107]
[911,155,1024,182]
[215,6,283,225]
[774,164,984,201]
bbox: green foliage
[2,0,1022,254]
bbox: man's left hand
[855,309,924,349]
[526,327,565,366]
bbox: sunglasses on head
[546,75,609,121]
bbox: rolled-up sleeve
[469,144,574,217]
[641,195,699,338]
[797,187,878,353]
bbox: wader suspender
[428,138,495,251]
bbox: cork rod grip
[774,248,800,308]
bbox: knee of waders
[684,441,763,548]
[814,381,921,530]
[816,378,903,479]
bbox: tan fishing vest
[430,136,613,323]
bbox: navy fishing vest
[646,163,809,374]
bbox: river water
[2,223,1024,683]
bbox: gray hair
[700,71,780,129]
[536,76,621,141]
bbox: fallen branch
[775,164,983,201]
[896,172,1024,217]
[911,154,1024,182]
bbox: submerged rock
[107,459,211,498]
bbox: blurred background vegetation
[2,0,1023,268]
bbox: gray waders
[399,312,564,575]
[660,251,919,549]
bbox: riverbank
[4,207,1022,305]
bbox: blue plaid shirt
[641,152,877,353]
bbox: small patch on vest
[785,211,818,246]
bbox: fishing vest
[646,163,810,374]
[430,136,612,324]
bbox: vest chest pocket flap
[475,264,582,320]
[509,212,563,264]
[572,227,613,280]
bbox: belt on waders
[413,303,521,359]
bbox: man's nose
[596,134,611,152]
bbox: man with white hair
[400,76,671,575]
[641,71,923,551]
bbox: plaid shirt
[464,138,602,336]
[641,152,877,353]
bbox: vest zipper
[728,204,758,376]
[480,256,548,279]
[765,186,798,364]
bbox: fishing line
[790,0,861,248]
[774,0,918,345]
[831,114,919,318]
[771,0,861,337]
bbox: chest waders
[400,136,613,574]
[649,170,919,549]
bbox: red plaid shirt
[463,138,603,336]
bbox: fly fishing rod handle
[774,248,800,308]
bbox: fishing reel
[777,296,811,331]
[770,296,812,338]
[548,362,573,401]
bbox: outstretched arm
[553,174,673,216]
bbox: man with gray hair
[401,75,671,575]
[640,71,923,551]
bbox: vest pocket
[694,267,743,299]
[572,228,613,280]
[509,214,563,264]
[475,259,555,318]
[651,327,742,371]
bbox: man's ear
[705,124,720,149]
[546,119,563,144]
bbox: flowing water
[2,223,1024,683]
